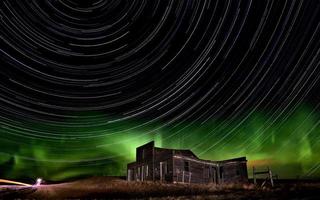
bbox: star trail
[0,0,320,180]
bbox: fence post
[253,166,256,185]
[269,168,274,187]
[182,171,185,183]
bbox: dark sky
[0,0,320,180]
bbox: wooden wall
[172,157,248,184]
[154,148,173,182]
[128,141,155,181]
[128,142,248,184]
[220,162,248,183]
[173,157,217,184]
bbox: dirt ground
[0,177,319,199]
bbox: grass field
[1,177,320,199]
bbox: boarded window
[184,161,189,172]
[204,167,210,178]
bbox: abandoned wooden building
[127,141,248,184]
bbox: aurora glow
[0,105,319,181]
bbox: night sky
[0,0,320,181]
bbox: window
[220,166,224,178]
[204,167,210,178]
[160,161,168,181]
[142,149,145,160]
[184,161,189,172]
[127,169,134,181]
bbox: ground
[0,177,319,199]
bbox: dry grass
[1,177,320,199]
[30,177,253,199]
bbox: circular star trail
[0,0,320,180]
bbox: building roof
[173,149,198,159]
[130,141,247,166]
[173,154,247,166]
[217,156,247,163]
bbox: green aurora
[0,105,319,181]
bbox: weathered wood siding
[220,162,248,183]
[172,157,248,184]
[136,141,154,163]
[154,147,173,182]
[127,141,248,184]
[128,141,155,181]
[173,157,219,184]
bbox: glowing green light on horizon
[0,105,319,180]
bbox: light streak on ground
[0,179,32,187]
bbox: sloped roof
[217,156,247,163]
[173,149,198,159]
[133,141,247,165]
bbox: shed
[127,141,248,184]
